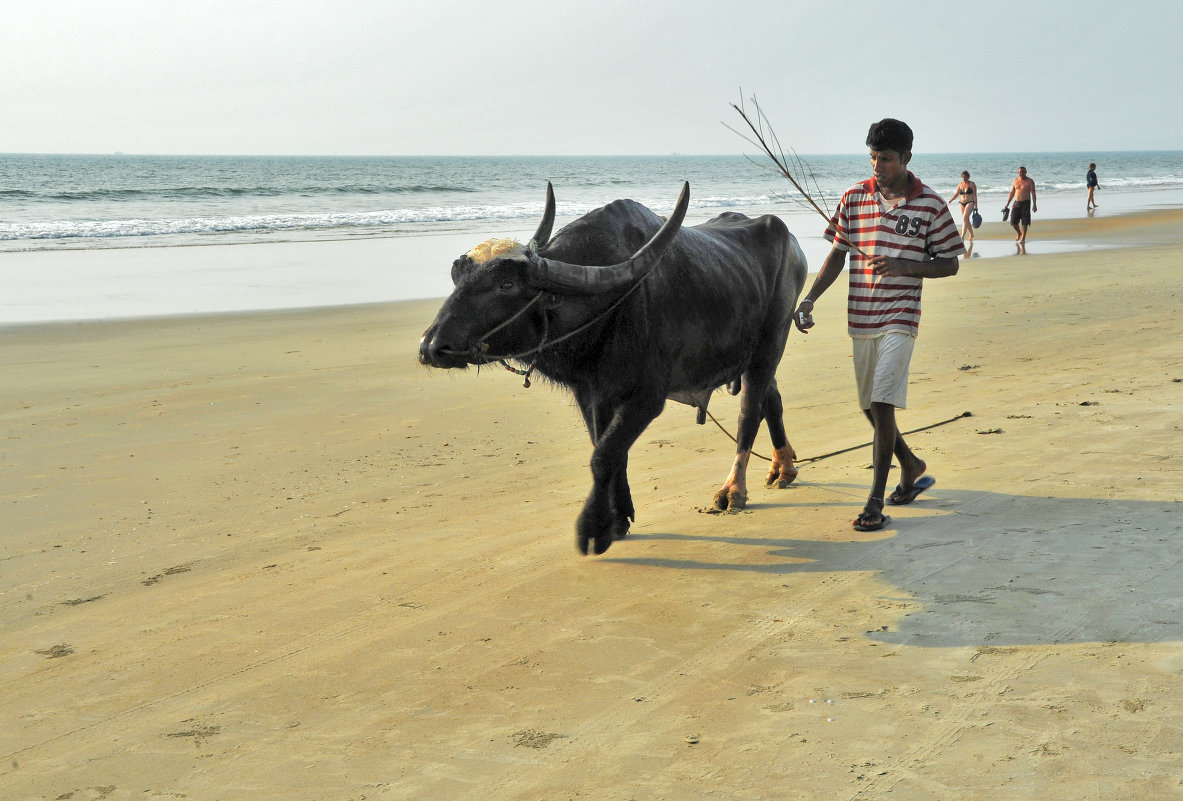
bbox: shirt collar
[864,171,923,202]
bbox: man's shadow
[608,489,1183,648]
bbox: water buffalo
[419,182,807,555]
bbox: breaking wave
[0,194,785,243]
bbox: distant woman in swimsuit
[948,170,978,242]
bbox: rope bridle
[498,304,548,388]
[436,274,651,388]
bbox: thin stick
[725,94,868,257]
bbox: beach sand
[2,210,1182,800]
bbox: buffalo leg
[576,394,636,536]
[714,451,753,511]
[713,361,783,510]
[576,395,664,555]
[760,379,798,488]
[575,395,602,442]
[611,451,635,533]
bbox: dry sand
[2,210,1182,800]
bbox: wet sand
[2,209,1182,800]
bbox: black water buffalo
[419,182,807,555]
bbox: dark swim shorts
[1011,199,1032,226]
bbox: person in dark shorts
[1004,166,1037,248]
[1087,162,1100,210]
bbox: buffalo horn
[526,182,690,296]
[530,181,556,250]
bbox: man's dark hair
[866,118,913,154]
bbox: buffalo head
[419,182,689,369]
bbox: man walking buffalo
[792,118,964,532]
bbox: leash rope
[705,408,973,463]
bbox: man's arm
[1004,181,1016,207]
[794,245,848,332]
[1031,181,1037,212]
[871,255,959,279]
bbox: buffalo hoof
[766,446,799,488]
[764,465,799,489]
[713,486,747,512]
[576,513,629,556]
[576,531,616,556]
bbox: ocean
[3,151,1182,322]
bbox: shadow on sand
[607,489,1182,648]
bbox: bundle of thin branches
[726,95,868,257]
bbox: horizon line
[2,148,1180,159]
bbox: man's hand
[869,255,912,277]
[793,299,815,333]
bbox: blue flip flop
[886,475,936,506]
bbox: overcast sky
[2,0,1178,156]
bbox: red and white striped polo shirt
[824,173,965,338]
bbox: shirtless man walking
[1004,166,1037,248]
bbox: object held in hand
[1001,207,1009,222]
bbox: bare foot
[853,508,891,532]
[886,459,931,506]
[896,458,927,495]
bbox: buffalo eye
[498,279,517,292]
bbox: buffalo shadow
[606,488,1183,648]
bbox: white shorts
[852,331,916,410]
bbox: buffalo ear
[450,255,476,285]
